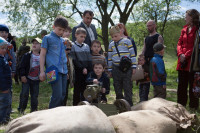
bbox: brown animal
[6,105,115,133]
[109,110,177,133]
[131,98,197,129]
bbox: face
[111,33,122,42]
[118,24,125,35]
[91,43,101,55]
[0,31,8,40]
[53,26,66,37]
[160,49,165,56]
[138,58,145,65]
[75,33,86,44]
[82,13,93,26]
[146,21,155,33]
[63,30,71,38]
[0,45,8,56]
[32,40,41,52]
[93,64,104,77]
[185,13,192,26]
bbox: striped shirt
[108,38,136,71]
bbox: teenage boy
[108,25,136,106]
[40,16,68,108]
[18,38,42,114]
[149,42,167,99]
[0,37,12,125]
[70,27,92,105]
[86,63,110,103]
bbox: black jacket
[19,51,32,78]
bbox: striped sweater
[108,38,136,71]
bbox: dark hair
[54,15,68,29]
[83,10,94,17]
[41,30,47,35]
[91,40,101,47]
[75,27,87,35]
[186,9,199,27]
[66,26,72,32]
[93,62,105,68]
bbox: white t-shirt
[28,53,40,80]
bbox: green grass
[1,49,200,133]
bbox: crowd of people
[0,9,200,125]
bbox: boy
[136,54,150,102]
[18,38,42,113]
[108,25,136,106]
[70,27,92,105]
[63,26,72,38]
[91,40,107,68]
[149,42,167,99]
[0,37,12,125]
[86,63,110,103]
[40,16,68,108]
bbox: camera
[181,60,187,69]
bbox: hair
[83,10,94,17]
[66,26,72,32]
[93,62,105,68]
[91,40,101,47]
[75,27,87,35]
[186,9,199,27]
[117,23,129,36]
[41,30,47,35]
[54,15,68,29]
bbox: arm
[103,75,110,95]
[177,29,184,57]
[141,38,146,55]
[39,48,47,81]
[10,48,16,74]
[107,43,113,72]
[158,35,164,44]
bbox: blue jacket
[149,54,166,86]
[72,22,97,47]
[86,71,110,95]
[0,56,12,91]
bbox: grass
[1,49,200,133]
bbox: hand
[101,88,106,93]
[163,85,166,89]
[12,73,15,78]
[83,68,87,75]
[180,54,185,63]
[132,69,136,75]
[39,72,46,82]
[21,76,27,83]
[108,71,112,78]
[67,74,69,80]
[93,79,99,84]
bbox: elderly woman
[176,9,199,110]
[117,23,137,56]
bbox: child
[0,37,12,125]
[18,38,42,113]
[150,42,167,99]
[86,63,110,103]
[70,27,92,105]
[63,26,72,38]
[40,16,68,108]
[136,54,150,102]
[91,40,107,69]
[63,37,73,105]
[108,25,136,106]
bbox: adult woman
[176,9,199,110]
[117,23,137,56]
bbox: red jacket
[176,25,197,71]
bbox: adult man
[141,20,163,65]
[72,10,97,47]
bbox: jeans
[18,79,39,112]
[139,82,150,102]
[0,92,10,123]
[112,65,133,106]
[49,73,67,108]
